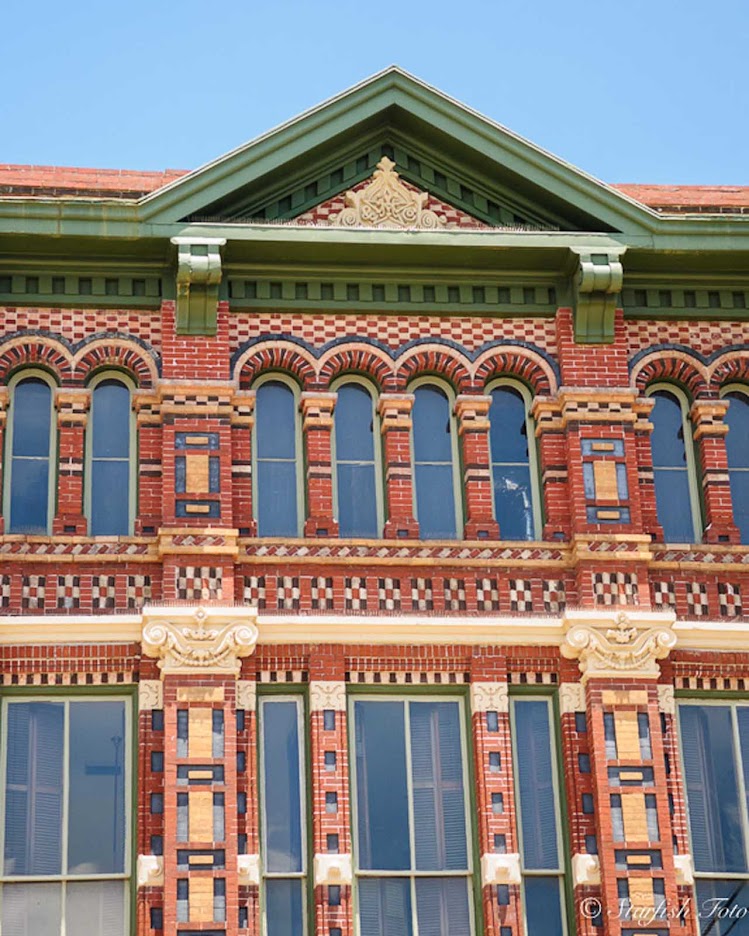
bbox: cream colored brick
[614,710,642,760]
[622,793,649,842]
[629,877,654,911]
[189,877,214,922]
[188,708,213,759]
[189,790,214,843]
[602,690,649,706]
[177,687,225,703]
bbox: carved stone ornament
[309,681,346,712]
[558,682,586,714]
[657,684,676,715]
[237,854,260,886]
[138,679,163,711]
[470,681,509,714]
[137,854,164,888]
[236,680,257,712]
[674,853,694,886]
[571,853,601,887]
[314,853,353,886]
[330,157,445,230]
[480,853,521,886]
[561,609,677,682]
[142,605,259,677]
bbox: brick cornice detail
[561,608,677,682]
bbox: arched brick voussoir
[0,335,73,384]
[317,344,396,391]
[395,344,473,393]
[709,350,749,393]
[473,345,557,396]
[235,341,318,390]
[72,339,159,388]
[631,349,709,399]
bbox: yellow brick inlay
[620,771,645,781]
[189,854,215,866]
[597,509,622,520]
[591,441,616,452]
[188,708,214,759]
[189,790,214,843]
[189,876,214,923]
[185,454,210,493]
[594,460,620,501]
[185,504,211,514]
[622,792,649,842]
[628,877,655,911]
[614,710,642,760]
[626,854,652,867]
[188,769,214,780]
[602,690,649,706]
[177,687,225,703]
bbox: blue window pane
[489,386,529,464]
[257,461,298,536]
[68,701,126,874]
[256,381,297,459]
[695,879,749,936]
[493,464,535,540]
[415,878,471,936]
[5,702,64,876]
[653,468,695,542]
[358,878,413,936]
[730,472,749,545]
[91,461,130,536]
[261,701,303,873]
[265,878,304,936]
[337,463,378,537]
[524,877,565,936]
[354,701,410,870]
[410,702,467,871]
[336,384,375,462]
[414,465,456,539]
[651,391,688,468]
[9,459,49,533]
[514,700,559,869]
[680,705,746,873]
[413,386,452,462]
[91,381,130,458]
[726,393,749,468]
[12,379,51,457]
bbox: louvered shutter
[514,700,558,869]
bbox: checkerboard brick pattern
[543,579,566,614]
[0,575,10,609]
[476,577,499,612]
[92,575,116,610]
[592,571,639,606]
[243,575,267,609]
[345,577,367,612]
[509,579,533,612]
[56,575,81,610]
[276,576,300,610]
[126,575,151,609]
[175,566,223,601]
[443,578,467,611]
[22,575,45,609]
[686,582,709,617]
[411,577,434,612]
[311,576,334,610]
[378,577,401,611]
[652,580,676,610]
[718,582,742,617]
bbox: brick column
[469,650,522,936]
[632,397,662,541]
[137,676,166,935]
[691,400,740,543]
[142,606,259,936]
[236,678,259,936]
[378,393,419,538]
[53,388,90,535]
[134,390,163,535]
[309,650,353,936]
[231,391,255,536]
[561,610,694,936]
[455,395,499,539]
[301,392,339,537]
[0,386,9,534]
[531,396,572,539]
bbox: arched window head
[254,378,302,537]
[411,382,461,539]
[723,387,749,544]
[88,376,134,536]
[5,372,56,534]
[648,385,701,543]
[488,382,540,540]
[333,381,382,538]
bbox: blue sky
[2,0,747,184]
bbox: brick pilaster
[0,386,9,534]
[378,393,419,538]
[691,399,740,543]
[455,395,500,539]
[53,388,89,535]
[231,391,255,535]
[301,392,339,537]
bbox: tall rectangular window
[0,697,131,936]
[259,696,307,936]
[679,702,749,935]
[511,697,567,936]
[351,697,474,936]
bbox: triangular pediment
[140,68,658,235]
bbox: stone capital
[309,680,346,712]
[137,854,164,887]
[561,609,677,682]
[238,854,260,886]
[691,399,730,439]
[558,682,586,714]
[470,681,509,714]
[138,679,163,710]
[142,605,258,677]
[571,853,601,887]
[314,853,353,886]
[480,853,521,886]
[378,392,414,431]
[237,680,257,712]
[300,391,337,429]
[454,394,492,433]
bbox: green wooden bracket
[570,247,625,343]
[171,236,226,334]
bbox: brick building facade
[1,68,749,936]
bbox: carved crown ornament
[330,157,446,230]
[141,605,259,677]
[561,609,677,682]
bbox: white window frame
[0,694,133,936]
[3,368,58,535]
[348,693,476,936]
[258,693,308,936]
[84,371,137,537]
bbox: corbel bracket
[570,247,625,344]
[171,236,226,335]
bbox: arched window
[333,380,381,538]
[5,372,56,534]
[87,375,134,536]
[648,385,701,542]
[488,381,540,540]
[411,382,461,539]
[254,378,302,537]
[723,387,749,544]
